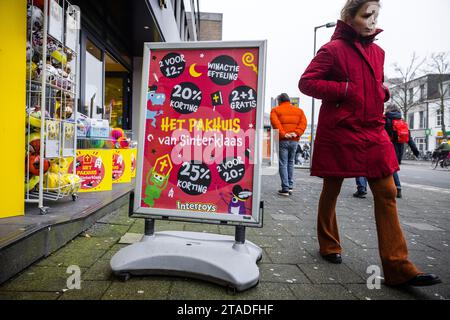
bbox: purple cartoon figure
[220,185,252,215]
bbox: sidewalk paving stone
[58,281,112,300]
[0,291,60,300]
[297,263,366,285]
[84,223,131,239]
[97,207,136,226]
[288,284,357,300]
[83,259,115,281]
[259,264,310,284]
[36,249,106,268]
[342,284,426,300]
[101,278,172,300]
[231,282,296,300]
[0,265,86,292]
[168,279,235,300]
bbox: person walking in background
[270,93,307,196]
[353,105,420,199]
[295,143,304,165]
[385,105,420,198]
[299,0,440,286]
[353,177,368,198]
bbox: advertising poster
[69,149,112,192]
[134,41,266,226]
[48,0,63,43]
[131,148,137,178]
[112,149,132,184]
[65,6,80,52]
[45,120,60,158]
[62,122,75,157]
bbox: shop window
[105,52,130,129]
[415,137,426,152]
[436,109,442,126]
[408,88,414,104]
[419,111,425,129]
[420,84,425,101]
[84,39,104,119]
[408,113,415,129]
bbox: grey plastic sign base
[110,231,263,292]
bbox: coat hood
[331,20,383,44]
[385,111,402,119]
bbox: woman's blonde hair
[340,0,380,22]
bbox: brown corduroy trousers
[317,175,421,285]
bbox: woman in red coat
[299,0,440,286]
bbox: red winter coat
[299,20,399,178]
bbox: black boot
[321,253,342,264]
[405,274,442,286]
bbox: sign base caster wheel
[117,273,131,282]
[72,194,78,201]
[39,207,49,215]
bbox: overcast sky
[199,0,450,121]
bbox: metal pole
[235,225,246,244]
[145,219,155,236]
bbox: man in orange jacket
[270,93,307,196]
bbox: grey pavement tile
[218,226,235,235]
[168,279,234,300]
[245,235,284,249]
[297,263,366,285]
[278,221,309,236]
[97,207,136,226]
[0,291,60,300]
[99,244,129,261]
[270,213,300,221]
[36,249,106,268]
[257,248,273,264]
[288,284,357,300]
[232,282,296,300]
[58,281,112,300]
[83,259,114,281]
[343,284,427,300]
[101,278,172,300]
[412,284,450,300]
[84,223,130,239]
[0,265,86,292]
[259,264,310,284]
[247,225,290,237]
[265,246,318,264]
[183,223,220,234]
[62,236,117,251]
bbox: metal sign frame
[132,41,267,227]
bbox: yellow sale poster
[69,149,112,192]
[112,149,132,184]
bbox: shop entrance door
[105,53,131,129]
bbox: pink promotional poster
[138,43,265,222]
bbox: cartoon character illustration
[146,110,164,128]
[147,85,166,106]
[46,120,59,140]
[144,154,173,207]
[220,185,252,215]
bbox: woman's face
[349,1,380,37]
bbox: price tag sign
[133,41,266,226]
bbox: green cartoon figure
[144,154,172,207]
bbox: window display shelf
[25,0,81,215]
